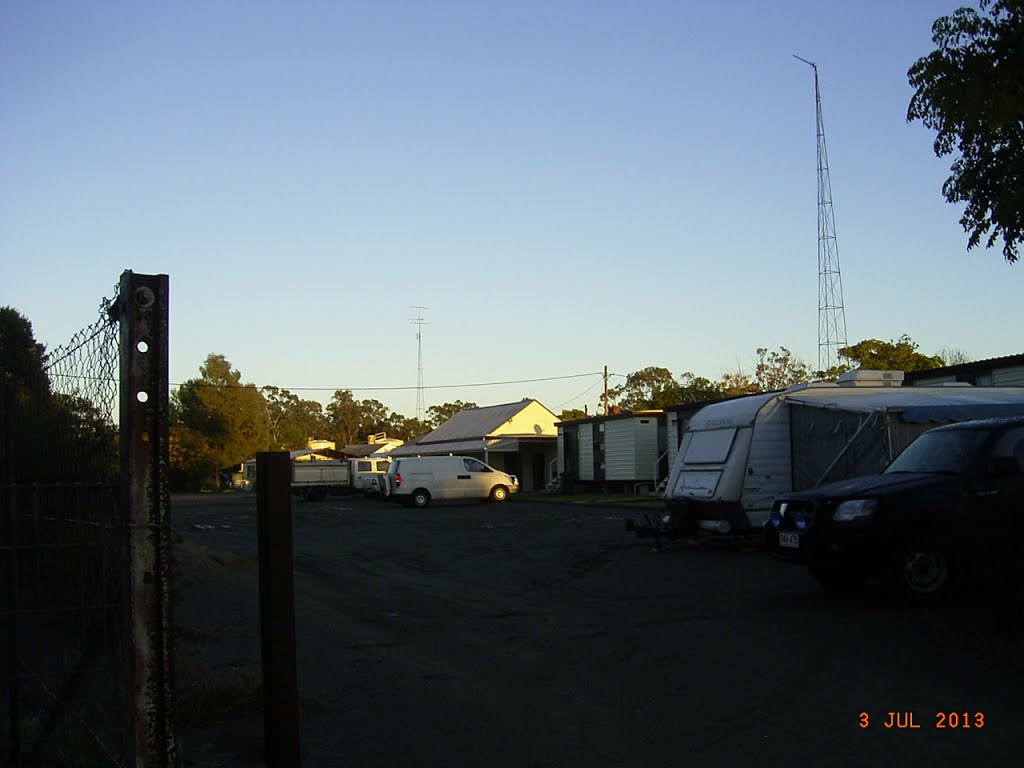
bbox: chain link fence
[2,280,136,766]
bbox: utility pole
[795,55,848,374]
[603,365,609,416]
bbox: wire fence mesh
[2,282,129,767]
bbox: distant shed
[904,352,1024,387]
[557,410,667,492]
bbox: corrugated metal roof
[421,401,541,443]
[390,438,490,456]
[904,352,1024,383]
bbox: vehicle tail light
[394,472,402,487]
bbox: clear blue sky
[2,0,1019,419]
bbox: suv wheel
[892,538,951,599]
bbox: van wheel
[410,489,430,508]
[489,485,508,503]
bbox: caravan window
[683,429,737,464]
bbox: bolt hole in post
[137,340,149,353]
[137,391,149,403]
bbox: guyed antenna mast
[410,306,428,421]
[795,55,848,374]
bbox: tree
[559,408,589,421]
[358,398,392,438]
[172,354,271,490]
[0,306,50,396]
[838,335,945,372]
[936,346,972,366]
[606,367,684,410]
[262,386,329,450]
[719,368,761,397]
[381,412,432,441]
[426,401,478,429]
[907,0,1024,263]
[325,389,363,446]
[753,347,812,392]
[676,372,725,403]
[1,307,118,484]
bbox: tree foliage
[0,306,50,396]
[605,367,684,410]
[262,386,329,450]
[720,368,761,397]
[837,335,945,372]
[426,400,478,429]
[559,408,589,421]
[381,413,431,441]
[325,390,412,445]
[754,347,812,392]
[1,307,118,484]
[172,354,270,489]
[907,0,1024,263]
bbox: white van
[387,456,519,507]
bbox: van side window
[463,459,491,473]
[358,461,372,471]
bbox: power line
[167,371,606,392]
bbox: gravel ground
[171,492,1024,768]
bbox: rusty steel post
[119,271,177,766]
[256,451,301,766]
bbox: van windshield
[885,428,991,475]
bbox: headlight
[832,498,878,523]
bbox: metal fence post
[256,451,301,766]
[119,271,177,766]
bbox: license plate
[779,532,800,549]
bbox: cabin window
[357,461,372,472]
[683,429,737,464]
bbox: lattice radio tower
[410,306,428,421]
[795,55,848,373]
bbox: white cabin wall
[633,416,660,480]
[579,428,595,481]
[994,366,1024,386]
[603,421,633,480]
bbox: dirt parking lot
[172,492,1023,767]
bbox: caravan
[628,370,1024,537]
